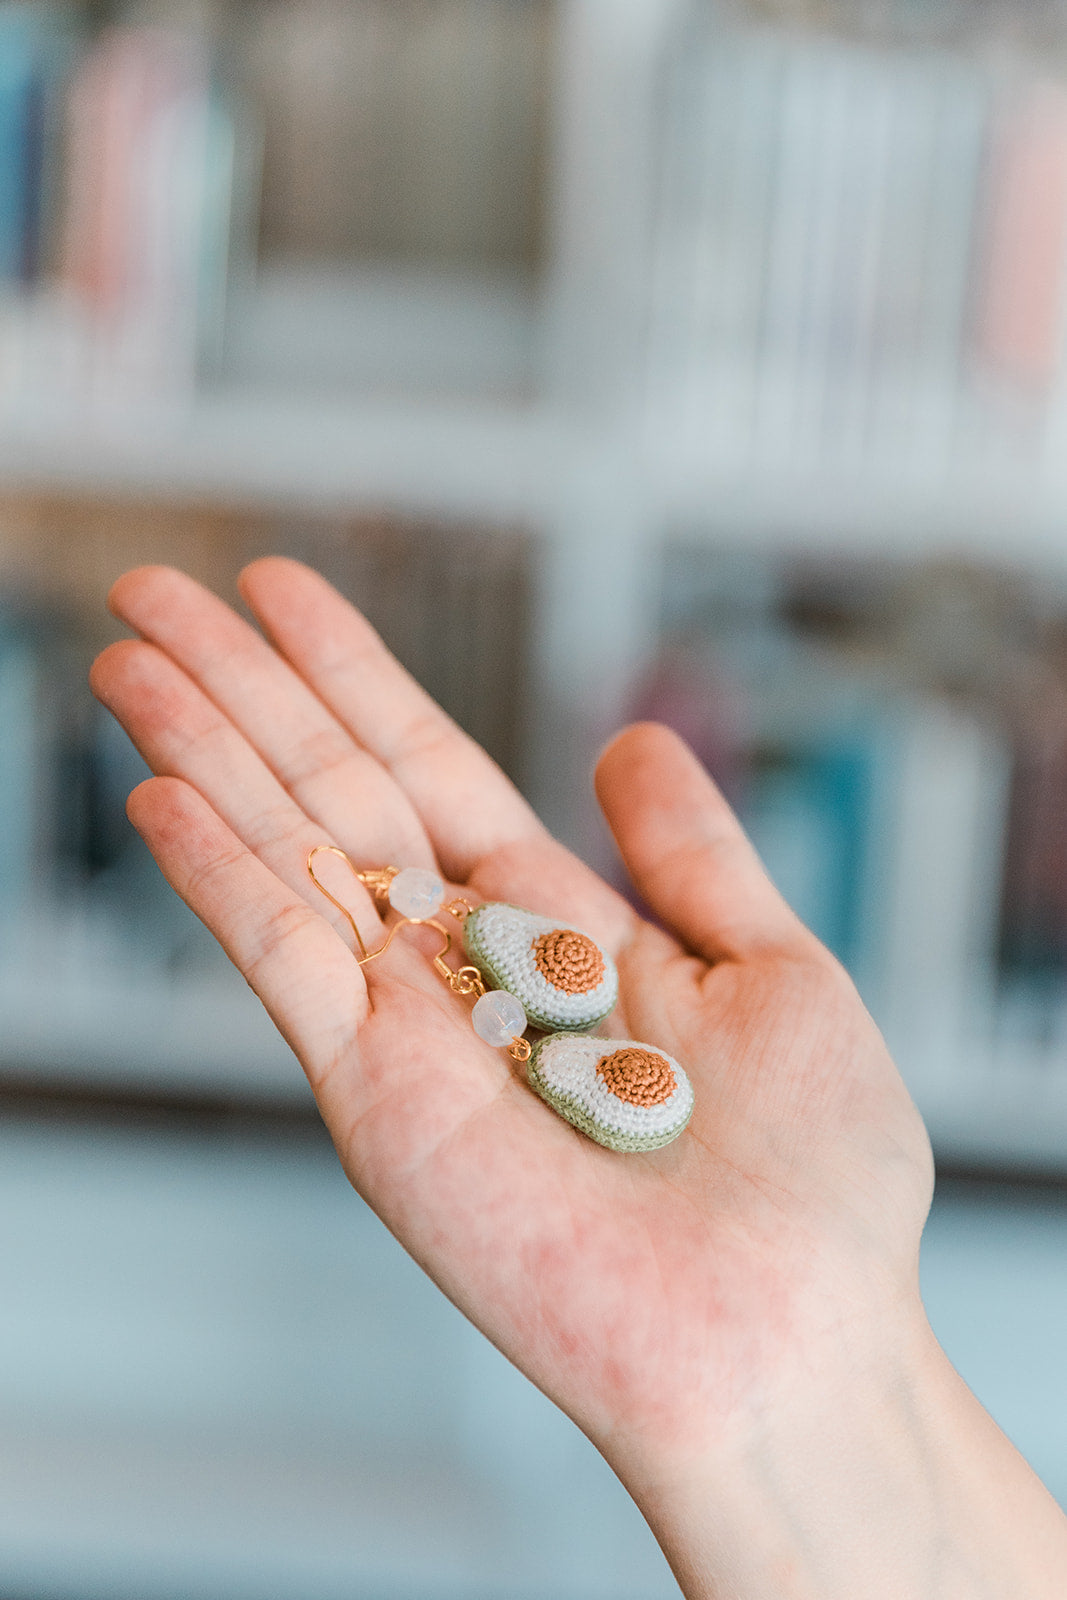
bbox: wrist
[607,1291,1067,1600]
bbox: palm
[92,560,933,1478]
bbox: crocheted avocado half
[462,903,618,1032]
[528,1035,693,1152]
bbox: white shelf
[0,917,309,1104]
[0,388,573,524]
[0,264,576,522]
[645,452,1067,572]
[5,379,1067,580]
[9,387,1067,582]
[641,371,1067,571]
[222,263,542,401]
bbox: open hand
[96,560,1047,1599]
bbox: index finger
[238,559,637,947]
[239,556,544,880]
[106,564,437,871]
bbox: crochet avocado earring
[306,848,694,1153]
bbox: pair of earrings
[307,848,694,1154]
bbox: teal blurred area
[1,0,1067,1592]
[0,1110,1062,1599]
[921,1178,1067,1512]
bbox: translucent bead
[471,989,527,1048]
[388,867,445,919]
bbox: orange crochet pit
[596,1047,676,1107]
[531,928,605,994]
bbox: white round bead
[471,989,527,1048]
[388,867,445,919]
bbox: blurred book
[629,637,748,812]
[744,730,876,969]
[647,16,1002,464]
[996,706,1067,1043]
[869,696,1012,1065]
[279,512,532,783]
[0,1,549,407]
[58,26,240,400]
[0,3,74,285]
[0,606,42,921]
[970,80,1067,394]
[246,0,550,271]
[0,7,45,284]
[647,25,784,455]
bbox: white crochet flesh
[463,903,618,1031]
[528,1035,694,1152]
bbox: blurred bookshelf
[5,3,1067,1593]
[3,0,1067,1181]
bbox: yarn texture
[596,1046,676,1106]
[532,928,605,994]
[463,904,618,1031]
[527,1034,693,1152]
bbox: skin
[91,559,1067,1599]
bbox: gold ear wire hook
[307,847,477,983]
[306,845,397,964]
[306,846,490,995]
[424,924,486,996]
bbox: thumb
[595,723,813,964]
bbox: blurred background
[2,0,1067,1593]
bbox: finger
[126,775,370,1116]
[595,723,815,963]
[239,556,640,950]
[106,565,436,870]
[108,563,633,950]
[237,556,547,881]
[91,638,388,952]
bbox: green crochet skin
[527,1036,693,1153]
[463,903,616,1033]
